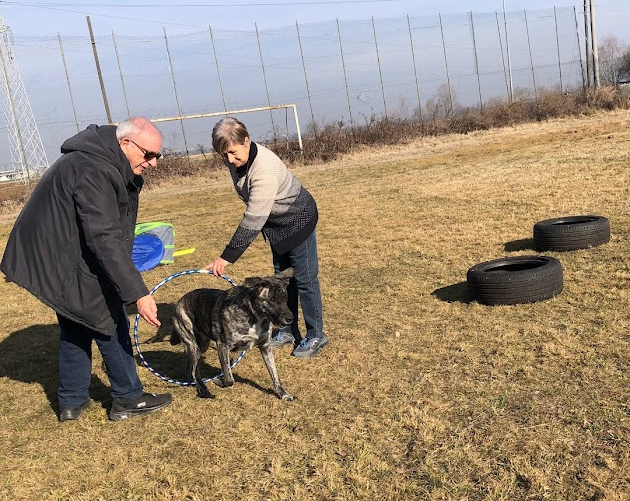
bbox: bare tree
[598,35,629,85]
[618,50,630,82]
[424,84,460,121]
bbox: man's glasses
[127,138,162,161]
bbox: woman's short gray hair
[212,117,249,153]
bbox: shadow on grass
[504,238,536,252]
[0,319,275,418]
[432,281,474,304]
[0,323,110,416]
[136,346,276,398]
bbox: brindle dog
[170,268,295,400]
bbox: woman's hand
[204,257,230,276]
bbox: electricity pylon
[0,14,48,182]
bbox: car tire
[533,215,610,252]
[466,255,563,305]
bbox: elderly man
[0,117,172,422]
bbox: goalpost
[145,103,303,153]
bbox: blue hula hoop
[133,269,246,386]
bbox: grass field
[2,110,630,500]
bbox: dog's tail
[169,330,181,346]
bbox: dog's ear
[243,277,272,299]
[275,267,294,284]
[242,277,263,288]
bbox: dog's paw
[213,378,234,389]
[196,384,213,399]
[279,392,295,401]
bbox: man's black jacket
[0,124,149,335]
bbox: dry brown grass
[3,109,630,499]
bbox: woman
[204,117,328,358]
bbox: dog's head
[243,268,294,328]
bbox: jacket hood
[61,124,136,185]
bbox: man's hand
[203,257,229,277]
[136,294,161,327]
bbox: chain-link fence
[0,6,586,171]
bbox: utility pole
[589,0,600,87]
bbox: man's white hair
[116,117,162,140]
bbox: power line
[2,0,403,6]
[0,3,206,28]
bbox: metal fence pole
[112,31,131,118]
[86,16,112,124]
[439,13,454,115]
[573,6,586,91]
[255,23,276,138]
[336,19,354,128]
[503,2,514,101]
[372,17,388,120]
[209,26,227,112]
[469,12,483,111]
[163,27,190,156]
[554,7,564,92]
[496,12,510,101]
[57,33,80,132]
[589,0,600,88]
[407,14,423,122]
[296,20,316,135]
[583,0,592,87]
[524,10,538,99]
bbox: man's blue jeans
[57,307,144,408]
[272,229,325,340]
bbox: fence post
[495,12,510,101]
[524,10,538,99]
[112,31,131,118]
[554,7,564,92]
[583,0,592,87]
[503,2,514,101]
[57,33,80,132]
[590,0,600,88]
[336,19,354,129]
[86,16,112,124]
[407,14,423,122]
[372,17,388,120]
[439,13,454,115]
[255,23,276,139]
[209,26,227,112]
[163,27,190,156]
[296,20,316,136]
[469,12,483,111]
[573,6,586,91]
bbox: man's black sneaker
[59,398,92,422]
[109,392,172,421]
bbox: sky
[0,0,629,42]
